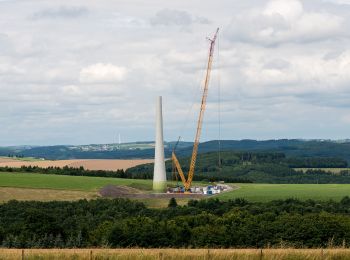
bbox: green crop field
[0,156,40,162]
[0,173,350,205]
[217,183,350,202]
[0,172,153,191]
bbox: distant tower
[118,133,121,145]
[153,96,167,192]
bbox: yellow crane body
[172,28,219,192]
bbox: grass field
[0,173,189,207]
[217,183,350,202]
[0,156,39,162]
[0,172,153,191]
[1,248,350,260]
[0,173,350,206]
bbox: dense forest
[4,139,350,161]
[127,151,350,184]
[3,151,350,183]
[1,197,350,248]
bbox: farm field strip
[0,158,153,171]
[1,248,350,260]
[0,172,153,191]
[0,173,350,204]
[0,158,18,163]
[0,187,97,202]
[218,183,350,202]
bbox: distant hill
[0,142,192,160]
[2,139,350,162]
[177,139,350,163]
[194,139,350,162]
[126,150,350,184]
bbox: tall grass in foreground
[1,249,350,260]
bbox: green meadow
[217,183,350,202]
[0,172,152,191]
[0,172,349,204]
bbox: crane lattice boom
[172,28,219,192]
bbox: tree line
[2,151,350,183]
[1,197,350,248]
[126,151,350,184]
[0,166,152,179]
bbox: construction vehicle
[172,28,219,192]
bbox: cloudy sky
[1,0,350,145]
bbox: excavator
[172,28,219,193]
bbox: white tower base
[153,96,167,192]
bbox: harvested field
[0,158,18,163]
[0,159,153,171]
[0,187,98,202]
[68,159,153,171]
[1,248,350,260]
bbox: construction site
[152,28,223,195]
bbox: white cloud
[79,63,127,84]
[239,50,350,97]
[32,6,88,20]
[150,9,210,27]
[62,85,82,96]
[323,0,350,4]
[1,0,350,145]
[263,0,303,21]
[0,63,24,75]
[226,0,343,45]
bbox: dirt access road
[99,184,237,200]
[100,185,205,199]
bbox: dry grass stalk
[0,248,350,260]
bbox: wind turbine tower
[153,96,167,192]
